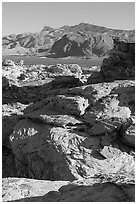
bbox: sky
[2,2,135,36]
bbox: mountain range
[2,22,135,57]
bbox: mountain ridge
[3,22,135,37]
[2,22,135,57]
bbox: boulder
[9,115,135,180]
[24,103,83,128]
[24,95,89,117]
[49,76,84,89]
[87,71,103,84]
[9,119,76,180]
[53,95,89,116]
[36,181,134,202]
[59,80,135,105]
[100,40,135,82]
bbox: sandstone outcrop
[2,59,135,202]
[2,62,84,104]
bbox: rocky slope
[2,22,135,57]
[2,39,135,202]
[87,39,135,84]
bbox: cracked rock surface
[2,56,135,201]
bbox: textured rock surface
[9,116,135,179]
[2,178,69,202]
[2,102,30,178]
[3,177,134,202]
[100,40,135,82]
[2,62,84,104]
[2,59,135,201]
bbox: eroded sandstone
[2,59,135,202]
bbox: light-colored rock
[54,95,89,116]
[83,93,131,136]
[2,62,25,85]
[2,58,135,202]
[25,105,83,127]
[2,102,29,117]
[2,177,134,202]
[45,63,82,78]
[2,178,69,202]
[2,62,83,87]
[59,80,135,105]
[9,116,135,181]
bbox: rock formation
[87,39,135,84]
[3,177,134,202]
[2,54,135,201]
[100,39,135,81]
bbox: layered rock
[9,117,135,180]
[2,62,85,104]
[6,79,134,183]
[2,58,135,201]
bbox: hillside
[2,22,135,57]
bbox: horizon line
[2,22,135,37]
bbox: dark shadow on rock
[2,114,23,178]
[4,118,76,181]
[11,182,135,202]
[2,115,23,143]
[79,127,135,157]
[3,141,76,181]
[2,76,84,105]
[14,149,75,181]
[100,40,135,82]
[2,145,17,178]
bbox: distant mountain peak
[41,25,54,32]
[78,22,91,26]
[60,25,71,29]
[2,22,135,57]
